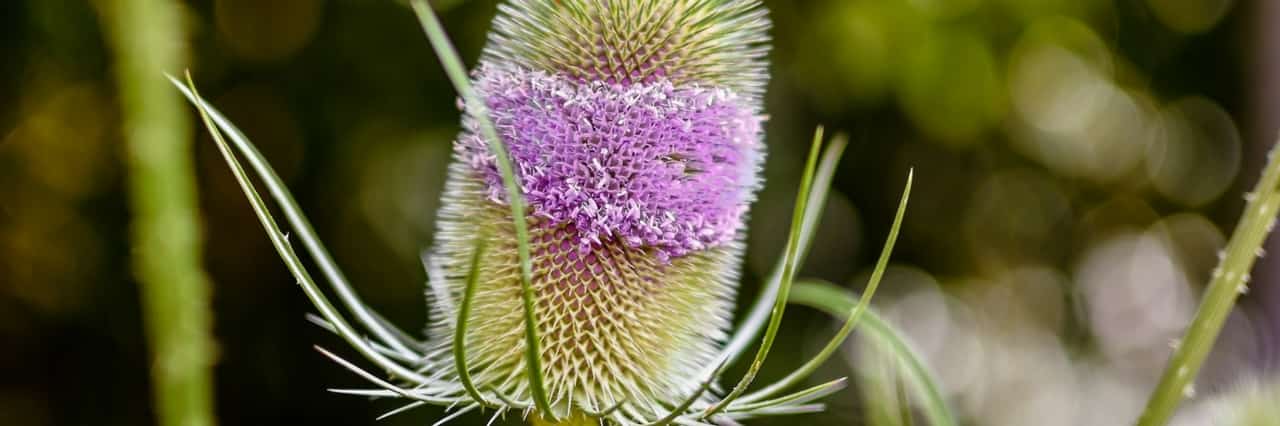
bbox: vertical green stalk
[1137,138,1280,426]
[102,1,216,426]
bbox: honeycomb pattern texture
[486,0,772,100]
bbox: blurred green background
[1,0,1276,424]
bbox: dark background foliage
[0,0,1275,424]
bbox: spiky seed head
[486,0,772,100]
[426,0,771,421]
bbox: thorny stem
[1136,136,1280,426]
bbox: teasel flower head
[430,0,768,419]
[172,0,916,424]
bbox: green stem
[100,1,216,426]
[1136,138,1280,426]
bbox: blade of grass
[789,280,957,426]
[101,2,215,425]
[455,234,492,406]
[711,133,849,375]
[725,403,826,418]
[407,1,554,419]
[701,126,826,419]
[736,170,912,405]
[1136,138,1280,426]
[165,76,422,359]
[183,74,436,387]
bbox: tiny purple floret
[458,65,764,260]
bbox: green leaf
[727,377,847,413]
[735,170,912,405]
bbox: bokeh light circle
[1077,230,1198,373]
[1145,97,1241,207]
[1146,0,1234,34]
[900,29,1003,146]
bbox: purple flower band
[458,65,764,260]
